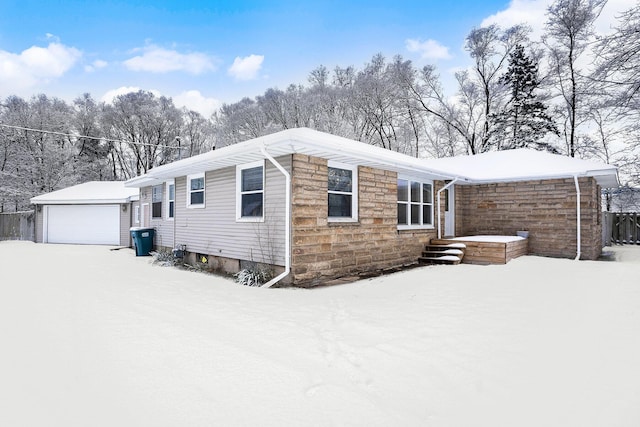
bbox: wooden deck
[430,236,528,265]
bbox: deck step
[418,255,461,265]
[418,240,466,266]
[422,248,464,255]
[422,249,464,256]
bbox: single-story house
[31,181,139,246]
[124,128,619,287]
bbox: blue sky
[0,0,633,116]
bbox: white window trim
[187,173,206,209]
[328,161,358,223]
[397,176,434,230]
[236,160,265,223]
[165,180,175,220]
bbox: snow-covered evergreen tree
[491,44,559,152]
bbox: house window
[187,173,205,208]
[236,161,264,221]
[328,162,358,221]
[166,181,175,219]
[151,185,162,219]
[134,205,140,224]
[397,178,433,228]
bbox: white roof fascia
[459,169,620,187]
[31,198,134,205]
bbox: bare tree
[463,24,530,153]
[543,0,607,157]
[592,3,640,187]
[180,109,215,157]
[101,90,182,178]
[0,95,76,210]
[212,97,269,147]
[71,93,114,181]
[593,3,640,109]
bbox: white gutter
[574,175,581,261]
[437,178,459,239]
[260,146,291,288]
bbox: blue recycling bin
[130,227,155,256]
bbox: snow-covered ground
[1,241,639,427]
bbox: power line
[0,123,178,149]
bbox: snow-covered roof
[124,128,619,189]
[125,128,457,188]
[422,149,620,188]
[30,181,139,205]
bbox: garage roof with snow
[30,181,139,205]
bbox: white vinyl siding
[141,185,174,249]
[173,156,289,266]
[120,203,133,247]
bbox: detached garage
[31,181,139,246]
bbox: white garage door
[46,205,120,245]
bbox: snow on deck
[450,235,526,243]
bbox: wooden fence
[604,212,640,245]
[0,211,35,241]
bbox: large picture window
[151,185,162,218]
[236,161,264,221]
[397,178,433,228]
[187,173,205,208]
[328,162,357,221]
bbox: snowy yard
[1,241,639,427]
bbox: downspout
[437,178,459,239]
[574,175,581,261]
[260,146,291,288]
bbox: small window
[187,174,205,208]
[397,178,433,228]
[134,205,140,224]
[166,181,175,219]
[236,161,264,221]
[328,162,358,221]
[151,185,162,219]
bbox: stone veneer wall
[457,177,602,260]
[291,154,441,286]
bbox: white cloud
[173,90,222,117]
[481,0,551,39]
[0,42,81,91]
[100,86,161,103]
[84,59,108,73]
[228,54,264,80]
[594,0,637,35]
[123,45,217,74]
[480,0,636,40]
[406,38,452,60]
